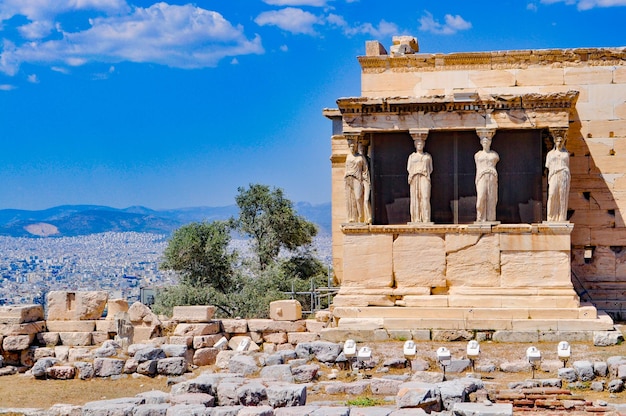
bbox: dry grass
[1,339,626,409]
[0,374,170,408]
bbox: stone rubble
[0,296,625,415]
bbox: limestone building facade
[324,36,626,333]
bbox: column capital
[475,128,496,140]
[548,126,569,141]
[343,129,363,143]
[409,128,429,141]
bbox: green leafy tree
[155,184,330,319]
[160,221,235,292]
[234,184,318,269]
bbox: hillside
[0,203,331,238]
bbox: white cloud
[51,66,70,74]
[27,73,39,83]
[527,2,539,11]
[344,20,399,38]
[0,3,265,76]
[255,7,319,35]
[0,0,129,39]
[280,44,289,52]
[540,0,626,9]
[419,11,472,35]
[263,0,330,6]
[326,13,398,38]
[0,84,17,91]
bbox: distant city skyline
[1,0,625,210]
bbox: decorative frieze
[358,48,626,72]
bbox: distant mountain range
[0,203,331,238]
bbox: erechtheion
[323,36,626,337]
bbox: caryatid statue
[358,142,372,224]
[407,129,432,223]
[546,127,570,222]
[474,128,499,222]
[344,134,370,223]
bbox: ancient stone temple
[323,36,626,337]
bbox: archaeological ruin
[323,36,626,338]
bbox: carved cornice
[358,48,626,72]
[337,91,579,115]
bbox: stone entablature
[358,47,626,73]
[336,92,577,133]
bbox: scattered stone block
[263,332,288,344]
[305,320,326,333]
[608,379,624,393]
[573,360,595,381]
[47,291,107,321]
[133,403,170,416]
[266,384,307,407]
[216,350,236,369]
[370,377,403,395]
[95,319,117,333]
[287,332,319,344]
[558,367,578,382]
[260,364,295,383]
[32,357,59,378]
[0,320,46,336]
[248,319,306,333]
[174,322,220,336]
[452,402,513,416]
[229,354,260,376]
[169,336,193,347]
[365,40,388,56]
[137,360,158,376]
[236,381,268,406]
[594,331,624,346]
[238,405,274,416]
[0,304,44,324]
[172,305,216,323]
[594,361,608,377]
[82,397,143,415]
[292,364,319,383]
[68,347,93,362]
[92,332,109,345]
[124,358,139,374]
[94,358,125,377]
[37,332,60,347]
[74,361,94,379]
[20,347,36,367]
[157,357,186,376]
[34,347,55,361]
[133,326,158,342]
[134,346,166,362]
[128,301,162,341]
[47,365,76,380]
[47,320,96,332]
[193,334,223,349]
[193,347,219,366]
[229,335,260,352]
[396,381,440,410]
[105,298,128,319]
[295,341,342,363]
[136,389,171,404]
[2,334,34,351]
[221,319,248,333]
[59,332,92,346]
[270,300,302,321]
[170,392,215,406]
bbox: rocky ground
[1,338,626,415]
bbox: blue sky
[0,0,624,210]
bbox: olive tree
[234,184,318,269]
[160,220,235,292]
